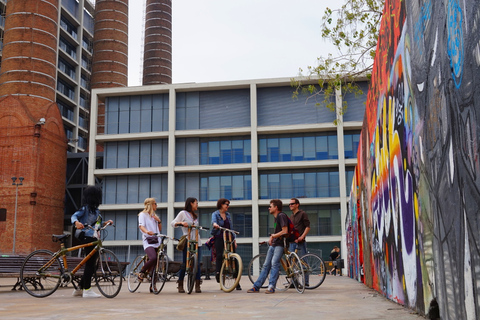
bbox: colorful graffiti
[347,0,480,318]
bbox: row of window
[102,170,343,204]
[103,133,360,169]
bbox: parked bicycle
[247,240,305,293]
[184,225,209,294]
[20,222,122,298]
[127,234,178,294]
[215,226,243,292]
[248,241,326,291]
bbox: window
[344,131,361,159]
[103,175,168,205]
[57,101,74,121]
[57,79,75,100]
[58,57,76,79]
[59,37,77,59]
[60,16,78,40]
[104,140,168,169]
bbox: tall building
[87,77,367,267]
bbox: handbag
[176,235,187,251]
[146,235,159,244]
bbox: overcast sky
[126,0,339,86]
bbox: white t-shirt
[170,210,202,246]
[138,211,161,249]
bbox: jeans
[289,241,309,285]
[178,245,202,281]
[253,245,284,290]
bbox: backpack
[286,217,300,242]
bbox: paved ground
[0,275,425,320]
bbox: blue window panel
[118,97,130,134]
[127,211,139,240]
[280,173,292,198]
[208,176,220,201]
[305,172,316,197]
[209,141,220,164]
[140,140,151,167]
[315,135,328,160]
[130,96,141,133]
[175,93,186,130]
[259,139,267,162]
[117,142,128,168]
[185,173,200,199]
[267,138,279,162]
[268,174,280,199]
[186,138,200,166]
[221,176,232,200]
[175,174,186,202]
[175,139,186,166]
[259,174,268,199]
[116,176,128,204]
[232,145,243,163]
[151,140,164,167]
[244,140,251,162]
[232,175,244,200]
[329,171,340,197]
[151,175,162,200]
[114,211,126,240]
[200,142,208,164]
[344,133,354,159]
[127,175,139,204]
[292,173,305,198]
[328,135,338,159]
[317,172,329,197]
[200,177,208,201]
[186,104,199,130]
[243,175,252,200]
[220,140,232,164]
[304,137,316,160]
[106,97,119,134]
[129,141,140,168]
[292,137,303,161]
[152,94,167,131]
[139,175,151,202]
[104,177,117,204]
[279,138,291,161]
[140,95,152,133]
[104,142,117,169]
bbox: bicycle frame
[185,226,200,273]
[219,226,239,269]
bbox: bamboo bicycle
[184,225,209,294]
[127,234,177,294]
[20,222,122,298]
[247,239,305,293]
[215,226,243,292]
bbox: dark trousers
[178,245,202,280]
[214,235,239,275]
[141,246,157,275]
[80,236,99,290]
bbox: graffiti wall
[347,0,480,318]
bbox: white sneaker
[83,288,101,298]
[72,289,82,297]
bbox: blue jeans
[253,245,284,290]
[289,241,309,285]
[178,245,202,281]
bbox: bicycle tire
[301,253,326,289]
[219,253,242,293]
[152,253,168,294]
[186,254,197,294]
[247,254,268,288]
[289,252,305,293]
[95,248,123,298]
[20,249,62,298]
[127,255,145,293]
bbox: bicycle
[247,239,305,293]
[20,222,122,298]
[184,225,209,294]
[127,234,178,294]
[215,226,243,292]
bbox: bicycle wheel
[185,254,197,294]
[20,250,62,298]
[301,253,326,289]
[127,255,145,293]
[95,248,123,298]
[247,254,268,288]
[289,252,305,293]
[152,253,168,294]
[219,253,242,293]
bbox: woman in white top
[171,197,203,293]
[138,198,162,292]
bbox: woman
[138,198,162,292]
[211,198,241,290]
[71,186,113,298]
[329,246,340,275]
[171,197,203,293]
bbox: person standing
[329,246,341,275]
[71,186,113,298]
[211,198,241,290]
[137,198,162,292]
[247,199,288,294]
[287,198,310,258]
[171,197,203,293]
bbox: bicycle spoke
[95,249,123,298]
[220,254,242,292]
[301,253,326,289]
[127,255,145,293]
[152,253,168,294]
[21,250,62,298]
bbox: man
[247,199,288,294]
[288,198,311,257]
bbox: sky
[126,0,340,86]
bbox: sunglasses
[289,203,296,206]
[224,203,230,206]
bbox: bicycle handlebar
[187,225,209,231]
[215,226,240,235]
[153,233,179,241]
[84,221,115,231]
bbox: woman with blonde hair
[137,198,162,292]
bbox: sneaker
[247,287,259,293]
[236,284,242,291]
[83,288,101,298]
[72,289,82,297]
[265,287,275,294]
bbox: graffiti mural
[347,0,480,318]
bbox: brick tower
[90,0,129,138]
[142,0,172,85]
[0,0,67,254]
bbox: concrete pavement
[0,275,425,319]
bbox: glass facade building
[88,77,365,267]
